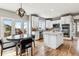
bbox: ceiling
[0,3,79,18]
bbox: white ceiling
[0,3,79,18]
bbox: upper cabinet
[46,20,52,29]
[32,16,46,31]
[73,15,79,19]
[32,16,39,29]
[38,17,46,30]
[51,15,73,25]
[52,20,61,24]
[60,15,73,24]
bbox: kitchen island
[43,31,63,49]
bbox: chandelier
[16,3,26,17]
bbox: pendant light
[16,3,26,17]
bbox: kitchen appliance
[53,24,60,31]
[62,24,70,37]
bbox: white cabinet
[32,31,40,40]
[46,20,52,29]
[60,15,75,39]
[52,20,60,24]
[32,16,39,29]
[46,15,75,40]
[61,16,72,24]
[43,31,63,49]
[35,31,40,40]
[56,33,63,47]
[39,17,46,30]
[52,15,72,25]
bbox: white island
[43,31,63,49]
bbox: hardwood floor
[0,39,79,56]
[34,40,75,56]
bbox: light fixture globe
[16,7,25,17]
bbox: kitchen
[0,3,79,56]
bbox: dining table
[6,35,32,56]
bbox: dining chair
[0,39,3,56]
[18,37,33,56]
[0,39,16,56]
[32,35,35,47]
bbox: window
[24,22,28,34]
[3,19,12,37]
[15,21,22,35]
